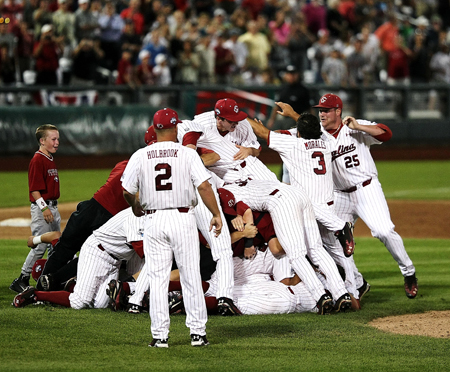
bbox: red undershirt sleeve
[236,201,251,216]
[182,132,202,147]
[373,123,392,142]
[131,241,144,259]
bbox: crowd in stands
[0,0,449,89]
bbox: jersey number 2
[312,151,326,175]
[155,163,172,191]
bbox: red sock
[205,296,218,312]
[122,282,130,295]
[36,291,71,307]
[168,281,182,291]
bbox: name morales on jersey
[304,140,326,150]
[332,143,356,161]
[147,149,179,159]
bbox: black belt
[269,189,279,196]
[98,244,119,261]
[327,201,334,206]
[341,178,372,193]
[144,207,190,215]
[232,161,246,171]
[32,200,58,207]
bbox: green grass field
[1,161,449,371]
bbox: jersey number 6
[155,163,172,191]
[312,151,326,175]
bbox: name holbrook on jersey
[147,149,179,159]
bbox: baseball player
[206,249,318,315]
[121,108,223,348]
[10,124,61,294]
[248,110,355,258]
[179,98,279,183]
[219,179,352,313]
[313,93,418,299]
[13,207,145,309]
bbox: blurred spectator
[214,31,234,84]
[119,19,141,64]
[33,24,63,85]
[346,36,366,86]
[167,9,185,37]
[240,0,265,20]
[268,9,291,74]
[141,0,162,32]
[241,66,264,85]
[176,39,199,84]
[90,0,103,18]
[426,15,443,53]
[0,42,16,85]
[238,19,271,71]
[374,13,399,53]
[229,6,249,34]
[429,43,450,83]
[437,0,450,30]
[0,16,16,57]
[33,0,53,38]
[23,0,40,29]
[302,0,327,36]
[71,37,104,85]
[223,27,247,83]
[321,47,348,86]
[286,15,315,75]
[338,0,356,31]
[308,28,332,83]
[135,49,154,85]
[386,34,412,85]
[98,0,124,71]
[192,0,214,17]
[195,32,215,84]
[211,8,230,33]
[75,0,100,42]
[52,0,76,57]
[152,53,171,85]
[141,27,168,67]
[409,30,431,83]
[353,0,377,33]
[269,9,291,46]
[116,48,135,86]
[359,22,379,83]
[16,20,35,80]
[327,0,348,41]
[120,0,144,36]
[267,65,311,129]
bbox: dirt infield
[1,199,449,338]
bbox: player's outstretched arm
[123,189,145,217]
[233,145,260,160]
[27,231,62,248]
[275,101,300,121]
[197,180,223,237]
[343,116,386,136]
[247,117,270,141]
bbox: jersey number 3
[312,151,326,175]
[155,163,172,191]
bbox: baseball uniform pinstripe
[330,120,415,280]
[122,141,211,340]
[222,180,347,302]
[69,208,144,309]
[180,112,278,182]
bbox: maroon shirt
[28,150,60,202]
[33,41,59,72]
[93,160,130,216]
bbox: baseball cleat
[357,279,371,300]
[13,286,37,308]
[334,293,352,313]
[217,297,242,316]
[317,293,333,315]
[149,338,169,348]
[168,291,184,315]
[9,275,30,294]
[37,274,54,291]
[127,304,141,314]
[335,222,355,257]
[404,274,418,299]
[63,277,77,293]
[191,334,210,347]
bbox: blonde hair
[35,124,58,144]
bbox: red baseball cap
[153,108,182,129]
[313,93,343,109]
[144,125,157,145]
[217,188,237,216]
[214,99,248,122]
[31,258,47,281]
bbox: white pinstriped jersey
[121,141,211,209]
[178,113,278,182]
[92,207,144,261]
[269,130,335,204]
[331,120,382,190]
